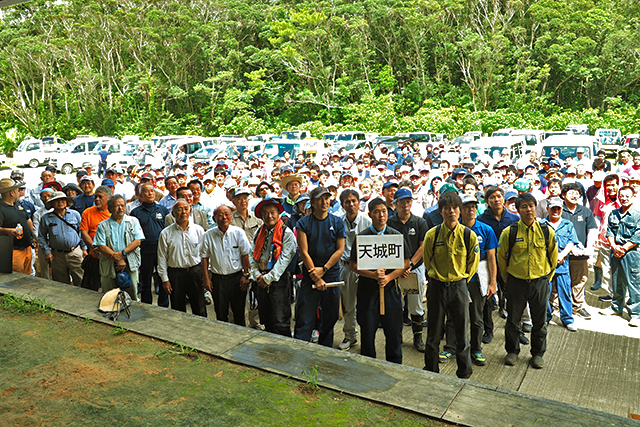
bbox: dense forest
[1,0,640,149]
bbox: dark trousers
[444,280,486,354]
[80,256,101,292]
[168,265,207,317]
[139,252,168,307]
[357,282,403,364]
[425,279,473,379]
[505,275,549,357]
[211,270,246,326]
[257,272,292,337]
[294,276,340,347]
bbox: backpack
[432,224,472,262]
[506,222,552,268]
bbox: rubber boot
[591,267,602,291]
[411,314,426,353]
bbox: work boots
[411,314,426,353]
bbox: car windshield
[469,146,510,161]
[452,136,473,144]
[323,134,336,141]
[407,134,430,142]
[263,143,299,159]
[17,140,36,151]
[281,131,302,140]
[629,138,640,150]
[541,146,591,160]
[193,147,218,159]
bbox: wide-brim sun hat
[0,178,24,194]
[45,191,74,209]
[254,193,284,219]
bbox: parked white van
[467,136,526,164]
[537,135,599,161]
[51,137,119,174]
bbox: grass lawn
[0,294,446,426]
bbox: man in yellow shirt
[423,191,480,379]
[498,193,558,369]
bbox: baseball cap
[233,187,252,198]
[382,181,399,191]
[80,175,94,183]
[393,188,412,203]
[504,191,518,201]
[547,197,564,209]
[438,182,458,195]
[309,186,330,200]
[101,178,115,186]
[460,194,477,204]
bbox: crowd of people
[0,138,639,380]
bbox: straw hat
[45,191,74,209]
[280,174,303,189]
[0,178,24,194]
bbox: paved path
[1,273,639,426]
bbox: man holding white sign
[423,191,480,379]
[387,188,429,353]
[350,197,409,364]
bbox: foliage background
[1,0,640,151]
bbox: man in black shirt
[131,183,170,306]
[388,188,429,352]
[0,178,35,274]
[350,197,409,364]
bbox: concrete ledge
[1,273,638,427]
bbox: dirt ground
[0,306,447,427]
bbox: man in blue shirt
[295,186,346,347]
[441,194,498,366]
[72,175,96,216]
[97,145,109,177]
[477,185,520,343]
[38,192,87,286]
[541,197,579,331]
[604,186,640,327]
[131,183,170,306]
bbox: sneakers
[629,318,640,327]
[204,290,212,305]
[472,352,486,366]
[482,332,493,344]
[439,350,454,363]
[519,333,530,345]
[576,308,591,320]
[531,355,544,369]
[504,353,517,366]
[338,337,357,350]
[565,322,578,332]
[311,329,319,343]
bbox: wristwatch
[409,260,414,269]
[122,250,127,258]
[322,265,328,272]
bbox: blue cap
[393,188,413,203]
[382,181,399,191]
[505,191,518,201]
[101,178,114,186]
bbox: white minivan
[51,136,119,174]
[537,135,599,161]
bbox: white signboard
[356,234,405,270]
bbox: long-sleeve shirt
[497,220,558,282]
[38,209,86,254]
[157,222,205,282]
[423,222,480,282]
[249,225,296,284]
[606,206,640,248]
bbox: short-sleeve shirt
[0,201,32,249]
[72,194,95,216]
[296,213,346,282]
[387,213,428,269]
[562,203,597,249]
[350,225,410,296]
[468,219,499,261]
[93,215,145,253]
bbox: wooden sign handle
[379,286,385,315]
